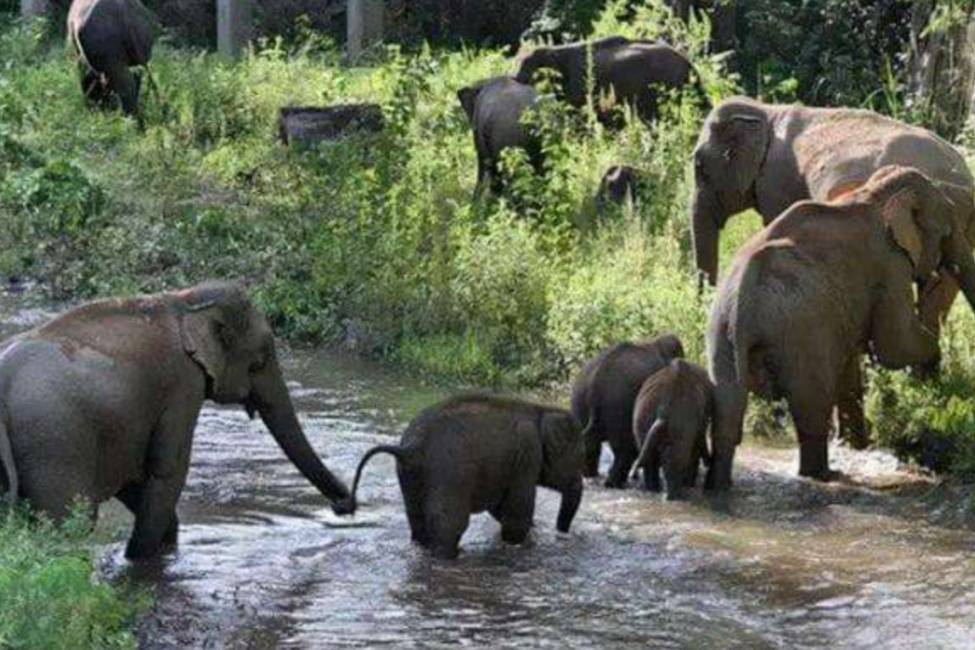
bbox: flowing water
[2,290,975,649]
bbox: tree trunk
[907,0,975,140]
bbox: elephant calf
[457,76,542,195]
[347,394,584,560]
[571,334,684,487]
[707,166,975,489]
[0,282,352,559]
[68,0,158,119]
[631,359,713,500]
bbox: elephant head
[178,282,352,512]
[515,47,560,86]
[869,166,975,315]
[692,97,771,285]
[538,410,584,532]
[650,333,685,362]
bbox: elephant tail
[349,444,407,508]
[631,417,666,480]
[0,416,17,506]
[68,22,97,77]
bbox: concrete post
[347,0,383,62]
[217,0,253,60]
[20,0,50,20]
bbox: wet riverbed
[2,290,975,648]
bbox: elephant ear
[721,113,768,196]
[883,187,924,269]
[180,303,228,397]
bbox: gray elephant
[571,334,685,488]
[457,76,542,195]
[67,0,158,119]
[346,394,584,560]
[515,36,696,123]
[0,282,352,560]
[631,359,713,500]
[692,96,975,450]
[706,166,975,489]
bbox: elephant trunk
[556,474,583,533]
[692,190,721,287]
[251,361,352,510]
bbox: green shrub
[0,509,145,650]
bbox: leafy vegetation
[0,508,145,650]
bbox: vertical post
[217,0,253,60]
[347,0,383,62]
[20,0,49,20]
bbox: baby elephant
[347,394,584,560]
[572,334,684,487]
[631,359,713,500]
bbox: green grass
[0,508,145,650]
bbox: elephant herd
[5,0,975,561]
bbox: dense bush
[0,509,144,650]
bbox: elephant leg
[605,437,636,489]
[396,467,427,544]
[497,481,535,545]
[789,391,837,481]
[106,64,140,118]
[424,488,469,560]
[583,426,602,477]
[835,356,870,450]
[706,384,746,491]
[117,483,178,546]
[125,408,195,560]
[643,446,663,492]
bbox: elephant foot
[603,476,628,489]
[125,538,169,561]
[799,467,841,482]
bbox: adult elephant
[457,76,542,195]
[692,97,975,448]
[67,0,158,119]
[515,36,697,123]
[0,282,352,560]
[706,166,975,489]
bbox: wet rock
[278,104,385,146]
[596,165,641,207]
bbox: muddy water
[2,291,975,648]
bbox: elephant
[597,165,641,207]
[692,96,975,449]
[346,394,584,560]
[0,282,352,559]
[67,0,158,120]
[706,166,975,489]
[631,358,713,500]
[457,76,542,195]
[514,36,697,124]
[571,334,685,488]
